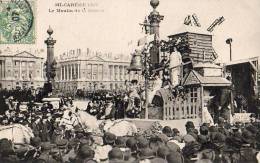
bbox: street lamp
[226,38,233,61]
[44,26,56,95]
[128,0,164,119]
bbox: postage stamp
[0,0,35,44]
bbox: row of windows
[60,64,130,81]
[109,65,128,81]
[14,61,35,67]
[61,64,80,80]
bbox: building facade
[56,48,141,92]
[225,57,259,112]
[0,49,45,89]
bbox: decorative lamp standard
[226,38,233,61]
[44,26,57,94]
[128,0,164,119]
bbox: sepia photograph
[0,0,260,162]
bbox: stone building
[0,48,45,89]
[56,48,141,92]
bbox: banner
[232,113,253,123]
[137,34,155,46]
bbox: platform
[125,118,201,134]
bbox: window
[98,64,103,80]
[92,64,98,80]
[21,62,26,67]
[114,66,118,81]
[75,64,78,79]
[29,70,33,78]
[119,66,123,81]
[72,65,75,79]
[86,64,92,80]
[190,87,198,103]
[68,65,71,80]
[109,65,113,80]
[65,66,67,80]
[14,70,19,79]
[29,62,34,67]
[124,66,128,80]
[61,66,64,80]
[14,61,19,66]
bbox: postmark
[0,0,35,44]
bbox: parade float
[37,0,258,132]
[125,0,233,130]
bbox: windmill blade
[192,13,201,27]
[217,16,225,25]
[207,16,225,32]
[184,15,192,26]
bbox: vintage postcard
[0,0,260,162]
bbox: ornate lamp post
[128,0,164,119]
[44,26,57,94]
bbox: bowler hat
[80,138,94,146]
[246,125,258,135]
[126,137,137,150]
[182,141,201,158]
[225,135,243,150]
[138,148,155,160]
[162,126,172,137]
[242,130,254,144]
[78,144,95,159]
[136,136,149,149]
[0,138,14,156]
[200,126,209,136]
[41,142,53,151]
[56,139,68,149]
[157,146,170,159]
[166,141,180,153]
[166,152,183,163]
[172,128,180,135]
[115,136,126,148]
[185,121,195,129]
[183,134,196,143]
[104,132,116,145]
[200,149,215,160]
[157,133,169,143]
[30,137,41,147]
[108,147,123,160]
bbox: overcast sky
[1,0,260,62]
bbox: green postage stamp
[0,0,35,44]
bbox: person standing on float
[169,47,182,88]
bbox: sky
[1,0,260,62]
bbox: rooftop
[183,70,231,86]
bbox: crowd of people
[1,86,260,163]
[1,115,260,162]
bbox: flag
[137,36,147,46]
[146,34,155,43]
[128,40,133,46]
[137,34,155,46]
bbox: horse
[59,109,99,133]
[0,124,34,145]
[76,110,99,132]
[100,119,137,137]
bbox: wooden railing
[162,87,202,120]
